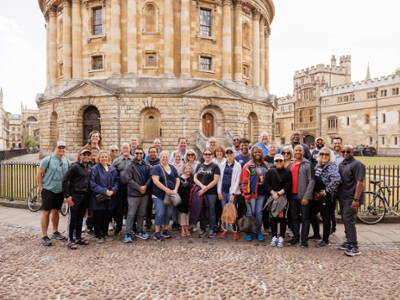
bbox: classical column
[45,13,50,85]
[265,28,270,92]
[126,0,137,77]
[233,0,243,82]
[180,0,191,78]
[260,17,265,89]
[62,0,72,80]
[164,0,175,77]
[222,0,232,81]
[252,9,260,87]
[49,6,57,85]
[111,0,122,76]
[72,0,82,79]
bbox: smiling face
[241,142,249,155]
[134,149,144,162]
[99,152,109,165]
[149,147,158,160]
[232,136,240,147]
[203,150,213,163]
[154,139,161,150]
[252,148,263,162]
[209,138,217,151]
[294,145,304,160]
[55,146,66,157]
[90,149,99,161]
[268,144,277,156]
[110,146,119,157]
[333,138,343,153]
[187,152,195,162]
[178,138,187,152]
[81,152,91,163]
[90,133,100,144]
[174,152,182,163]
[184,166,192,176]
[160,153,169,165]
[342,145,354,161]
[130,136,138,148]
[319,150,330,165]
[121,144,130,156]
[260,132,269,145]
[291,131,301,144]
[274,159,284,169]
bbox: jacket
[189,185,210,225]
[283,142,311,161]
[315,162,342,195]
[292,159,315,201]
[125,160,152,197]
[264,195,288,218]
[89,164,119,210]
[177,173,194,214]
[217,160,242,195]
[264,167,292,197]
[240,160,269,199]
[62,162,91,198]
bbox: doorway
[83,106,101,146]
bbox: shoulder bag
[237,202,260,233]
[160,166,181,206]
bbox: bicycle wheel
[357,191,386,224]
[27,186,42,212]
[60,199,69,216]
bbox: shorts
[41,188,64,211]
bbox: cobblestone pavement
[0,222,400,300]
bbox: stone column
[62,0,72,80]
[180,0,191,78]
[72,0,82,79]
[252,9,260,87]
[126,0,137,77]
[222,0,232,81]
[233,0,243,82]
[111,0,122,77]
[164,0,175,77]
[45,14,50,85]
[260,17,265,89]
[49,6,57,85]
[265,28,270,92]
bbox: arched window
[202,113,214,137]
[83,106,101,146]
[145,4,157,32]
[28,116,37,122]
[242,22,250,48]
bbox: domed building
[37,0,276,159]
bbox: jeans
[200,194,218,232]
[310,194,333,243]
[340,201,358,248]
[113,184,127,232]
[126,195,149,235]
[171,206,180,223]
[66,193,88,243]
[153,197,173,226]
[221,193,237,232]
[290,194,311,242]
[246,195,266,232]
[331,194,338,233]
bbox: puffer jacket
[315,162,342,195]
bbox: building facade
[0,89,10,150]
[8,114,22,149]
[37,0,276,159]
[21,103,40,148]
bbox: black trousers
[93,210,112,238]
[86,209,94,230]
[270,211,287,238]
[145,196,153,227]
[67,193,88,243]
[112,184,127,231]
[215,199,222,224]
[310,194,332,243]
[263,209,271,230]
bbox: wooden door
[144,114,158,139]
[202,113,214,137]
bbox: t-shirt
[338,157,365,204]
[290,160,301,194]
[134,160,147,185]
[311,149,320,167]
[150,164,179,200]
[233,148,241,157]
[39,155,71,194]
[253,142,281,156]
[264,155,275,168]
[235,153,251,168]
[255,163,268,196]
[222,161,235,194]
[195,162,221,194]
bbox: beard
[316,144,324,150]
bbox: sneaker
[108,223,114,231]
[330,229,337,236]
[246,233,253,241]
[337,242,351,250]
[114,229,121,236]
[176,223,182,230]
[81,223,87,232]
[198,230,207,238]
[257,231,264,242]
[41,236,52,246]
[315,241,330,248]
[208,230,216,238]
[270,236,278,247]
[277,237,284,248]
[96,237,104,244]
[86,229,95,237]
[136,231,150,240]
[103,235,113,241]
[124,234,132,243]
[233,232,239,240]
[309,235,322,240]
[153,232,163,242]
[162,230,171,239]
[51,231,66,240]
[123,219,126,226]
[287,229,294,237]
[220,230,229,238]
[344,247,361,257]
[301,241,308,248]
[288,238,299,246]
[262,228,270,236]
[193,225,198,232]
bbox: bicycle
[27,185,69,216]
[357,180,400,225]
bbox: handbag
[95,193,111,204]
[237,202,260,233]
[313,191,323,201]
[221,200,237,225]
[160,166,182,206]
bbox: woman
[281,146,293,169]
[171,151,183,230]
[194,148,221,238]
[151,151,180,242]
[264,154,292,247]
[310,147,342,248]
[89,150,119,244]
[212,145,226,232]
[240,146,269,242]
[178,165,194,236]
[217,147,241,240]
[184,149,199,175]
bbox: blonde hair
[96,150,111,164]
[159,151,170,160]
[184,149,198,162]
[213,145,226,158]
[173,151,182,158]
[317,147,333,166]
[281,146,293,160]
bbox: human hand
[320,190,326,196]
[351,200,359,211]
[229,194,235,202]
[302,199,308,205]
[66,196,74,207]
[218,193,224,201]
[272,194,279,200]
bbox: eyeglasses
[134,153,143,155]
[319,153,330,157]
[282,152,290,155]
[341,151,352,154]
[111,149,118,152]
[233,139,240,141]
[187,154,195,157]
[203,153,212,156]
[317,140,324,144]
[226,152,233,154]
[275,160,283,163]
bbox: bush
[25,135,40,148]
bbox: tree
[395,68,400,74]
[25,135,40,148]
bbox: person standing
[330,136,344,236]
[169,137,188,163]
[62,149,92,249]
[145,139,162,161]
[78,131,104,161]
[212,145,226,232]
[86,146,100,236]
[284,131,312,161]
[37,141,71,246]
[235,138,252,219]
[253,132,281,156]
[281,146,294,169]
[89,147,99,167]
[124,147,152,242]
[311,137,325,167]
[337,145,365,256]
[110,145,119,163]
[264,141,279,168]
[144,146,161,231]
[178,165,194,236]
[184,149,199,176]
[288,145,315,248]
[199,137,218,163]
[232,135,241,157]
[171,151,184,230]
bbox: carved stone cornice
[62,0,72,7]
[72,0,81,3]
[48,5,57,17]
[222,0,232,6]
[233,0,244,10]
[242,6,252,17]
[252,8,261,20]
[57,5,63,13]
[44,12,50,22]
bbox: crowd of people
[37,130,365,257]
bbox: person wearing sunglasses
[280,146,294,169]
[311,137,325,167]
[110,145,119,163]
[330,136,344,236]
[184,149,199,176]
[310,147,342,248]
[232,135,241,157]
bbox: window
[200,57,211,71]
[242,63,250,78]
[366,115,370,124]
[289,105,292,111]
[323,99,329,105]
[309,109,313,122]
[242,22,250,48]
[350,94,355,101]
[344,95,349,102]
[59,63,63,77]
[200,9,211,37]
[369,137,373,145]
[382,113,386,123]
[347,117,350,126]
[291,123,294,130]
[145,5,157,32]
[93,8,102,35]
[281,106,285,112]
[328,118,338,129]
[394,137,398,146]
[367,91,376,99]
[393,88,399,95]
[18,127,20,131]
[93,56,103,70]
[276,122,280,135]
[381,90,387,97]
[299,111,304,123]
[12,127,15,132]
[337,96,342,103]
[149,56,154,65]
[382,137,385,145]
[281,138,286,145]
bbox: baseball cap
[274,154,284,161]
[56,141,66,148]
[315,137,324,142]
[225,147,234,153]
[80,149,91,155]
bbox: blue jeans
[200,194,218,232]
[221,193,237,232]
[331,194,338,232]
[153,197,173,226]
[290,194,311,242]
[246,195,266,232]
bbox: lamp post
[375,87,379,155]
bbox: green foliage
[24,135,40,148]
[5,111,11,115]
[395,68,400,74]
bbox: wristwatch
[353,198,359,202]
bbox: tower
[365,63,371,81]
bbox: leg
[153,197,165,232]
[41,210,51,237]
[75,199,88,240]
[51,209,60,233]
[263,209,270,231]
[255,195,266,232]
[86,209,94,230]
[101,210,111,237]
[220,193,229,231]
[300,199,311,243]
[309,199,320,237]
[172,206,179,223]
[93,210,102,238]
[115,184,127,232]
[319,194,332,243]
[341,202,358,248]
[279,218,287,238]
[136,195,149,232]
[163,205,173,230]
[145,195,153,228]
[270,217,278,237]
[207,194,218,232]
[126,197,141,235]
[290,195,301,241]
[51,192,64,233]
[331,195,338,234]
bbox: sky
[0,0,400,114]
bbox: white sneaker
[277,236,284,248]
[81,223,87,232]
[123,219,126,226]
[270,236,278,247]
[287,229,294,237]
[193,225,198,232]
[108,223,114,231]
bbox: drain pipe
[117,97,121,149]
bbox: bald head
[294,144,304,161]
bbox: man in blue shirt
[235,138,251,168]
[169,137,188,163]
[253,132,280,156]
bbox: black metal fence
[0,149,29,162]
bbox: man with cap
[311,137,325,167]
[36,141,71,246]
[62,149,92,249]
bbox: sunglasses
[319,153,330,157]
[341,151,352,154]
[317,141,324,144]
[281,152,290,155]
[187,154,195,157]
[275,160,283,163]
[203,153,212,156]
[233,139,240,141]
[134,153,143,155]
[111,149,118,152]
[226,151,233,154]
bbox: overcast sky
[0,0,399,114]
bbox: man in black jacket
[62,149,92,249]
[124,147,152,242]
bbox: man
[337,145,365,256]
[111,143,133,235]
[145,139,162,161]
[253,132,281,156]
[144,146,161,231]
[89,147,99,166]
[199,137,217,163]
[235,138,251,168]
[36,141,71,246]
[311,137,325,167]
[330,136,344,235]
[124,147,152,242]
[264,141,279,168]
[232,135,241,157]
[110,145,119,163]
[62,149,92,249]
[284,131,311,161]
[169,137,188,163]
[288,145,315,247]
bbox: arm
[110,171,119,195]
[152,175,173,195]
[36,168,46,192]
[125,164,141,192]
[229,163,242,195]
[62,164,76,198]
[303,164,316,203]
[173,177,180,194]
[283,171,292,195]
[193,173,206,189]
[89,169,107,195]
[352,180,364,210]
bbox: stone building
[8,114,22,149]
[37,0,276,160]
[21,102,40,148]
[0,89,10,150]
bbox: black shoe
[337,242,351,250]
[288,238,299,246]
[301,241,308,248]
[176,223,181,230]
[87,229,95,237]
[309,235,322,240]
[114,229,121,236]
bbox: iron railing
[0,149,29,162]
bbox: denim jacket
[315,162,342,195]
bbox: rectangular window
[309,109,313,122]
[200,57,211,71]
[93,8,103,35]
[393,88,399,95]
[12,128,15,131]
[382,113,386,123]
[291,123,294,130]
[200,9,211,36]
[281,106,285,112]
[289,105,292,111]
[395,137,398,146]
[369,137,373,145]
[92,56,103,70]
[344,95,348,102]
[350,95,355,101]
[299,111,303,123]
[18,128,20,131]
[347,117,350,126]
[328,118,337,129]
[366,114,370,124]
[382,137,385,145]
[381,90,387,97]
[149,56,154,65]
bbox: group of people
[38,129,365,257]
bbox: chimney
[331,55,336,67]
